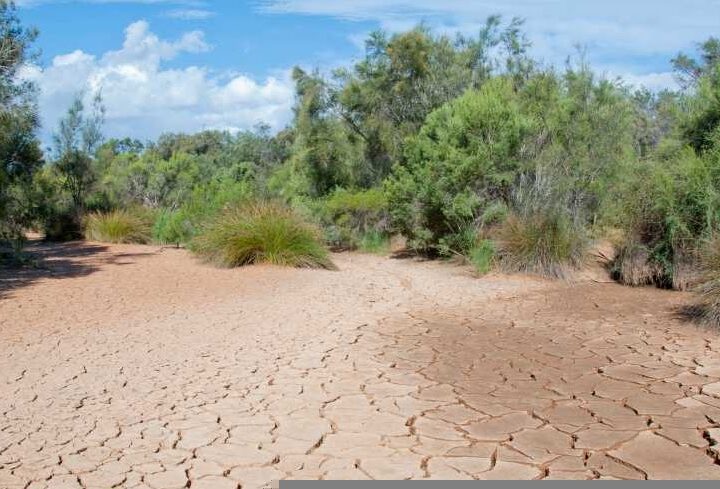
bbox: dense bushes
[386,79,534,253]
[612,145,720,289]
[9,17,720,319]
[0,2,43,251]
[191,202,335,269]
[314,188,389,250]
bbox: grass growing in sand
[192,202,336,270]
[84,210,151,244]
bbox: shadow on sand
[0,240,157,300]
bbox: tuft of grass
[84,210,151,244]
[358,231,390,255]
[694,237,720,327]
[191,201,336,270]
[496,211,587,279]
[468,239,495,275]
[611,241,666,287]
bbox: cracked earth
[2,242,720,488]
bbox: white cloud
[25,20,295,144]
[164,9,215,20]
[614,72,678,93]
[262,0,720,88]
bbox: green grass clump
[497,211,587,278]
[694,237,720,326]
[192,202,336,269]
[153,209,193,246]
[84,210,151,244]
[358,231,390,255]
[468,239,496,275]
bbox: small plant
[358,231,390,255]
[497,211,587,278]
[611,240,667,287]
[153,209,193,246]
[84,210,151,244]
[44,208,84,242]
[191,201,336,269]
[693,237,720,326]
[468,239,496,275]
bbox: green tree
[334,17,533,184]
[386,78,535,252]
[53,93,105,210]
[281,67,362,197]
[0,0,42,249]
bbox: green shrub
[43,208,84,242]
[358,231,390,255]
[468,239,496,274]
[611,241,666,287]
[612,150,720,289]
[315,188,389,249]
[153,209,193,245]
[694,237,720,326]
[84,210,151,244]
[386,79,534,252]
[497,211,588,278]
[191,201,336,269]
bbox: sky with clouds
[15,0,720,145]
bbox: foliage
[496,210,587,278]
[386,78,534,253]
[191,201,335,269]
[53,93,105,210]
[315,188,389,249]
[334,18,533,184]
[84,210,151,244]
[612,144,720,289]
[468,239,496,275]
[358,231,390,255]
[695,236,720,326]
[0,0,42,249]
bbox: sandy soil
[1,241,720,488]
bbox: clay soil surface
[2,241,720,488]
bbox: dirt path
[1,242,720,487]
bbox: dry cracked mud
[2,241,720,488]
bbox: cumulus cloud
[24,20,295,143]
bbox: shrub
[315,188,389,249]
[358,231,390,255]
[693,237,720,326]
[43,208,84,242]
[496,211,588,278]
[612,150,720,289]
[191,201,336,269]
[153,209,193,246]
[84,210,151,244]
[386,79,534,252]
[468,239,496,274]
[611,241,666,287]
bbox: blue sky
[16,0,720,143]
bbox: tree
[53,92,105,211]
[386,78,535,252]
[0,0,42,248]
[333,17,533,185]
[672,37,720,89]
[283,67,362,197]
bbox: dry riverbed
[1,241,720,487]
